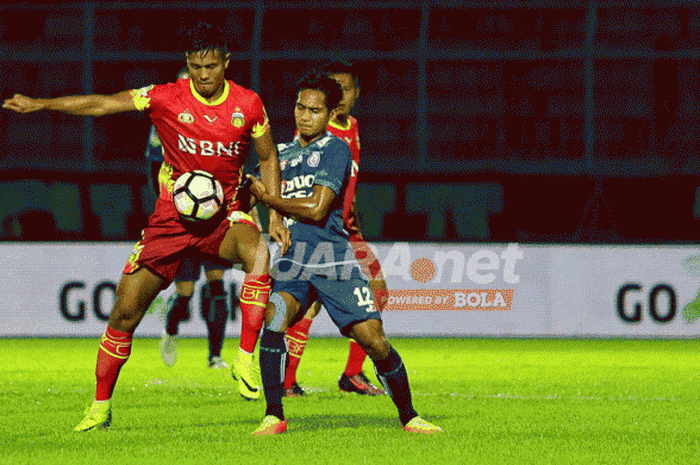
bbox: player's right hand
[2,94,43,114]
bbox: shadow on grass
[291,413,449,432]
[89,416,394,433]
[295,414,398,431]
[66,412,451,435]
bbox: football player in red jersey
[283,61,389,397]
[3,22,290,430]
[142,68,234,371]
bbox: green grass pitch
[1,337,699,464]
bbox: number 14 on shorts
[353,286,376,313]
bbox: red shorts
[349,232,384,281]
[123,199,257,283]
[349,233,388,311]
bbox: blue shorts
[145,145,164,162]
[174,256,230,282]
[273,276,382,336]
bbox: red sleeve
[130,82,182,118]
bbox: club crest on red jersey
[178,109,194,124]
[231,107,245,128]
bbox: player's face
[186,49,229,99]
[329,72,359,117]
[295,89,334,140]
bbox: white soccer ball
[172,170,225,222]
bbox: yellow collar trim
[328,118,352,131]
[190,80,229,106]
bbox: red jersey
[328,116,360,234]
[131,79,270,203]
[327,117,386,294]
[327,115,360,166]
[295,115,361,234]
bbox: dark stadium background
[2,1,699,244]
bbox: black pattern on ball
[172,170,224,222]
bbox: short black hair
[296,71,344,112]
[321,59,359,87]
[184,22,228,58]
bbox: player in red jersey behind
[283,61,389,398]
[3,22,290,430]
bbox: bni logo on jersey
[231,108,245,128]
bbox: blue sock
[204,280,227,359]
[260,328,286,421]
[165,294,191,336]
[374,347,419,426]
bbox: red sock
[95,326,133,401]
[373,287,389,312]
[239,274,271,354]
[284,318,312,389]
[344,340,367,377]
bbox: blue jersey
[144,125,164,162]
[272,132,364,282]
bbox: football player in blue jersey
[245,71,442,435]
[143,67,235,370]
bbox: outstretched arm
[2,90,137,116]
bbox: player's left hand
[269,218,291,255]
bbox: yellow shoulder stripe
[130,87,153,111]
[252,105,271,138]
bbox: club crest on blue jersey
[280,159,288,170]
[178,109,194,124]
[308,152,321,168]
[231,107,245,128]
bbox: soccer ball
[172,170,225,222]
